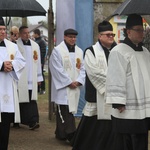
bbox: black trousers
[20,90,39,126]
[121,133,148,150]
[0,113,14,150]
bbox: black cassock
[20,90,39,127]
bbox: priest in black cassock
[71,21,121,150]
[17,26,43,130]
[106,14,150,150]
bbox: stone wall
[93,0,123,42]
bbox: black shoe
[55,135,67,141]
[29,123,40,130]
[13,123,20,129]
[67,132,75,143]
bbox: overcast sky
[28,0,55,24]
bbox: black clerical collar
[11,40,17,44]
[98,40,117,62]
[98,40,110,62]
[64,41,75,52]
[22,40,31,45]
[0,40,6,47]
[123,37,143,51]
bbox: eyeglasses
[100,33,115,38]
[130,28,144,33]
[66,35,76,39]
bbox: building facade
[93,0,123,42]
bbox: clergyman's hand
[117,106,125,113]
[74,81,82,87]
[4,61,13,72]
[68,82,77,89]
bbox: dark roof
[28,22,47,32]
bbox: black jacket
[35,37,47,65]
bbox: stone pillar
[22,17,27,26]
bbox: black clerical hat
[98,21,113,32]
[0,17,5,26]
[126,14,143,29]
[64,29,78,36]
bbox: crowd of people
[0,13,150,150]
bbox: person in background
[105,14,150,150]
[33,29,47,94]
[0,17,25,150]
[9,26,19,43]
[71,21,120,150]
[49,29,85,142]
[17,26,43,130]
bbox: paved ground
[9,110,150,150]
[8,112,73,150]
[8,71,74,150]
[8,69,150,150]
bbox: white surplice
[0,39,26,122]
[106,43,150,120]
[17,38,43,102]
[84,42,111,120]
[49,41,85,114]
